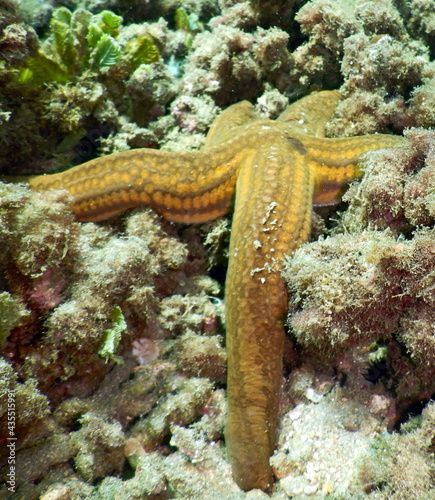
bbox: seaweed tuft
[18,7,160,86]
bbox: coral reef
[2,0,435,497]
[282,129,435,496]
[359,401,435,498]
[0,181,224,497]
[285,130,435,401]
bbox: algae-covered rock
[70,412,125,482]
[284,126,435,413]
[0,292,27,347]
[359,401,435,498]
[134,377,214,446]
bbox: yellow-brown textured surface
[29,91,407,492]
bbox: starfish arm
[277,90,341,137]
[29,146,247,223]
[225,135,314,491]
[302,133,408,205]
[204,100,261,149]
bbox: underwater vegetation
[285,129,435,401]
[0,2,173,172]
[19,7,159,85]
[1,0,435,498]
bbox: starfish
[29,90,406,491]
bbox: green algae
[19,7,159,86]
[0,292,27,347]
[98,305,127,363]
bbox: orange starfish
[29,90,406,491]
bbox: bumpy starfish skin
[29,91,406,491]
